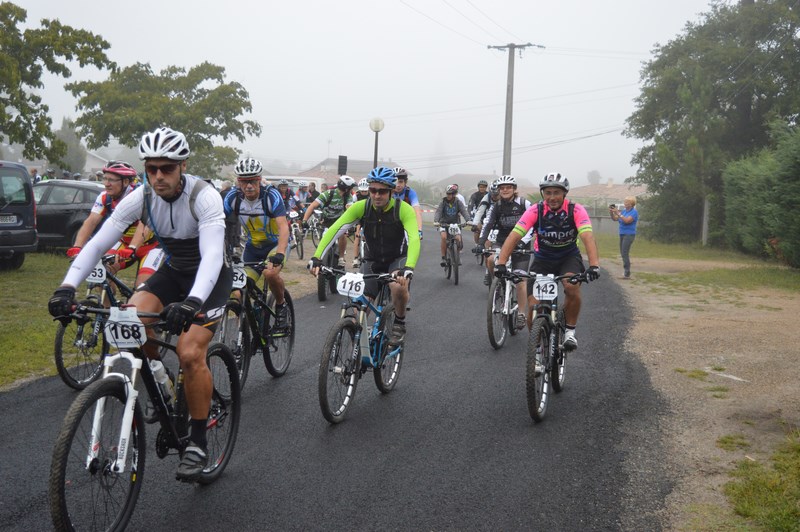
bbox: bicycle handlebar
[499,270,589,285]
[318,265,396,282]
[66,303,207,326]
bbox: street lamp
[369,117,384,169]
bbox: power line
[464,0,524,42]
[440,0,504,42]
[398,0,485,47]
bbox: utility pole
[488,42,543,175]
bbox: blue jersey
[223,185,286,249]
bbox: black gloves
[586,266,600,281]
[268,253,285,266]
[307,257,323,270]
[49,286,76,324]
[494,264,508,278]
[395,267,414,280]
[162,297,203,335]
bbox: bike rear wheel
[198,342,241,484]
[318,318,360,424]
[54,298,109,390]
[293,225,304,260]
[527,317,552,422]
[551,309,567,393]
[49,378,145,531]
[264,290,295,377]
[373,303,403,393]
[487,278,508,349]
[214,299,250,390]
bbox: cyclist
[392,167,423,240]
[48,126,232,482]
[223,157,290,328]
[468,179,489,246]
[302,175,356,267]
[294,180,312,211]
[477,175,532,327]
[67,161,161,287]
[276,179,297,214]
[434,184,471,267]
[309,166,419,346]
[450,183,466,206]
[495,172,600,348]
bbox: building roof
[298,157,408,184]
[568,180,647,200]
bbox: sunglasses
[368,187,391,195]
[145,163,180,175]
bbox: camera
[609,204,616,209]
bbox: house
[298,157,409,187]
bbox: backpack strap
[187,178,209,221]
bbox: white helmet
[338,175,356,188]
[297,180,308,187]
[138,127,191,160]
[234,157,262,178]
[539,172,570,192]
[495,174,517,187]
[357,177,369,192]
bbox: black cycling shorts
[360,257,405,299]
[526,254,585,297]
[138,263,233,334]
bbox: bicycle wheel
[214,300,250,390]
[526,317,551,422]
[551,309,567,393]
[264,290,295,377]
[318,318,360,424]
[311,225,321,247]
[509,290,519,337]
[49,378,145,531]
[374,303,403,393]
[486,278,508,349]
[54,298,109,390]
[293,226,304,260]
[198,342,241,485]
[451,243,460,286]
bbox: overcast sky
[21,0,716,185]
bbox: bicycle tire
[373,303,403,393]
[214,300,250,390]
[293,226,304,260]
[452,243,460,286]
[198,342,241,485]
[508,289,519,337]
[54,298,109,390]
[49,378,145,531]
[486,277,508,349]
[526,317,551,422]
[318,318,360,424]
[551,309,567,393]
[311,226,320,247]
[263,290,295,377]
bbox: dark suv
[0,161,37,270]
[33,179,104,247]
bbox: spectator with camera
[609,197,638,279]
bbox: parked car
[0,161,38,270]
[33,180,104,248]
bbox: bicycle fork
[87,351,142,474]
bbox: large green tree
[624,0,800,243]
[0,3,113,161]
[67,62,262,179]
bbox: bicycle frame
[340,288,400,369]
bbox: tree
[53,118,86,173]
[586,170,602,186]
[67,62,262,179]
[0,3,113,162]
[624,0,800,244]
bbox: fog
[19,0,714,185]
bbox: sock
[566,325,576,332]
[394,316,406,325]
[190,418,207,449]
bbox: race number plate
[86,261,107,284]
[232,263,247,289]
[337,272,365,298]
[105,307,146,348]
[533,275,558,301]
[448,223,461,235]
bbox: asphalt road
[0,235,672,531]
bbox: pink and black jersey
[512,200,592,261]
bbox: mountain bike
[482,248,533,349]
[501,270,589,422]
[439,222,467,285]
[54,254,134,390]
[49,304,241,531]
[306,209,323,247]
[214,259,295,390]
[288,210,304,260]
[317,266,403,424]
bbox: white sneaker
[563,329,578,351]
